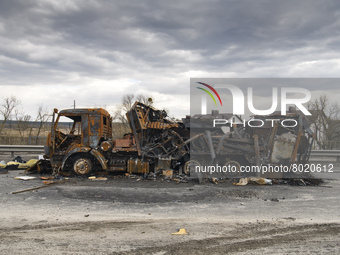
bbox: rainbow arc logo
[196,82,223,106]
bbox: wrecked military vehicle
[30,102,314,179]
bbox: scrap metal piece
[270,133,296,164]
[11,180,66,194]
[127,159,149,174]
[291,116,303,163]
[253,135,261,177]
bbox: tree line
[1,94,339,149]
[0,94,154,144]
[0,96,50,144]
[307,95,340,149]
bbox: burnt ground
[0,161,340,254]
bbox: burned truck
[42,102,190,175]
[184,109,315,178]
[35,102,314,179]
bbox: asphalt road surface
[0,161,340,254]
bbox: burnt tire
[224,160,241,178]
[73,158,93,175]
[183,160,201,176]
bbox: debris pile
[5,101,327,188]
[0,156,39,170]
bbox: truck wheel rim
[74,158,91,175]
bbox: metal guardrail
[310,150,340,161]
[0,145,340,161]
[0,145,44,157]
[310,150,340,156]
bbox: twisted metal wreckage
[28,102,315,180]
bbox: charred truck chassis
[39,102,314,178]
[43,103,190,176]
[185,111,314,178]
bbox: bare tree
[0,96,20,138]
[115,94,134,124]
[136,94,153,106]
[14,107,31,139]
[113,94,153,124]
[23,105,51,144]
[34,105,50,144]
[112,94,153,138]
[307,94,340,149]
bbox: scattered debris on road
[88,176,108,181]
[1,102,329,189]
[11,180,67,194]
[171,228,188,235]
[234,177,273,186]
[14,176,36,181]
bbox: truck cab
[45,108,112,174]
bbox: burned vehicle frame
[33,102,314,180]
[41,102,190,176]
[185,110,314,178]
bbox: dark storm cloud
[2,0,340,78]
[1,0,340,118]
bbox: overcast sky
[1,0,340,119]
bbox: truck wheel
[73,158,93,175]
[183,160,201,176]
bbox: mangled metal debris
[21,101,321,185]
[184,109,315,180]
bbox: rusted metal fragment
[115,139,132,148]
[127,159,149,174]
[156,158,171,171]
[90,148,108,170]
